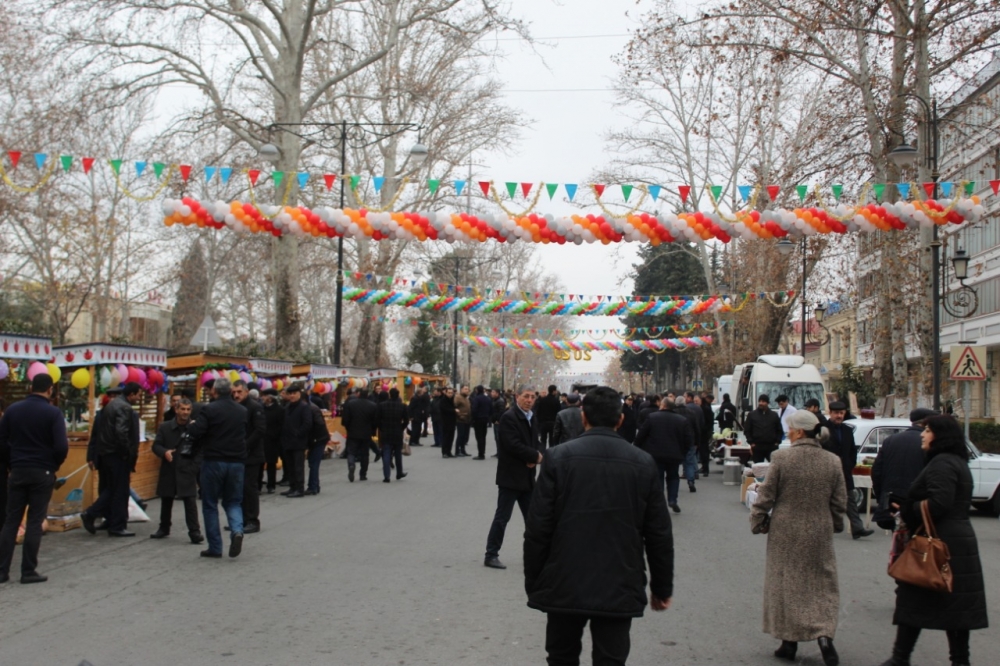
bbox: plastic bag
[127,496,150,523]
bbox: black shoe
[383,478,391,483]
[149,529,170,539]
[81,512,97,535]
[774,641,797,661]
[397,472,408,480]
[266,487,275,494]
[359,476,368,481]
[817,637,839,666]
[190,533,204,545]
[484,557,507,570]
[229,533,243,558]
[200,550,222,558]
[442,453,453,458]
[669,503,681,513]
[411,442,423,446]
[348,467,355,482]
[277,479,290,486]
[431,444,441,447]
[0,574,8,584]
[688,483,697,493]
[243,523,260,534]
[304,489,318,495]
[853,528,874,540]
[20,573,48,584]
[108,529,135,537]
[474,456,485,460]
[280,489,294,496]
[285,491,304,498]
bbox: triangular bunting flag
[272,171,284,188]
[738,185,752,202]
[964,181,975,196]
[478,181,491,196]
[59,155,73,172]
[520,182,533,198]
[248,169,261,186]
[991,180,1000,195]
[766,185,780,201]
[350,175,360,190]
[940,182,954,198]
[153,162,165,179]
[135,161,147,177]
[428,179,441,194]
[220,167,233,184]
[179,165,192,182]
[922,182,935,198]
[831,184,843,202]
[622,184,634,201]
[648,184,661,201]
[323,174,336,190]
[505,182,517,198]
[297,172,308,189]
[796,184,808,202]
[565,184,578,201]
[545,183,558,199]
[7,151,21,169]
[33,153,46,169]
[896,182,911,200]
[82,157,95,174]
[204,166,217,183]
[110,159,123,175]
[710,185,723,201]
[455,180,467,196]
[873,183,885,201]
[593,184,606,197]
[678,185,691,203]
[373,176,385,193]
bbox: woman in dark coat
[880,415,988,666]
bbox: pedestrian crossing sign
[949,345,987,381]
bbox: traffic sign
[949,345,987,381]
[692,379,704,390]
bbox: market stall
[0,333,53,408]
[289,363,354,439]
[165,353,293,399]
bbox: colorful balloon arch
[162,196,986,245]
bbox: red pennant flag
[179,164,192,181]
[82,157,95,174]
[478,181,491,196]
[520,182,533,198]
[991,180,1000,195]
[678,185,691,203]
[7,151,21,169]
[923,182,935,198]
[323,174,336,190]
[767,185,780,201]
[248,169,261,186]
[593,184,606,197]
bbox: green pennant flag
[710,185,723,201]
[272,171,284,188]
[545,183,558,199]
[60,155,73,172]
[110,159,122,175]
[622,184,633,201]
[796,184,808,202]
[873,183,886,201]
[505,182,517,198]
[350,174,360,190]
[153,162,165,179]
[831,184,843,202]
[427,179,440,194]
[965,181,975,196]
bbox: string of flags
[372,315,730,336]
[461,336,715,353]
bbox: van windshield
[755,382,825,409]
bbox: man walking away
[82,382,142,537]
[471,385,494,459]
[150,398,203,543]
[261,389,286,493]
[280,384,311,497]
[233,380,265,532]
[454,385,473,457]
[490,389,507,457]
[717,393,738,432]
[186,377,248,559]
[870,408,936,530]
[551,393,584,445]
[535,385,561,449]
[306,400,330,494]
[0,374,68,584]
[342,387,378,482]
[429,388,443,448]
[484,385,543,570]
[438,387,457,458]
[524,387,674,666]
[635,397,693,513]
[376,388,409,482]
[697,393,714,476]
[744,395,783,464]
[677,396,703,492]
[408,386,429,447]
[823,401,874,539]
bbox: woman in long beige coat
[750,409,847,666]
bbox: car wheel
[852,488,868,512]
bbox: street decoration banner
[461,335,714,353]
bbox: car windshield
[755,382,825,409]
[968,439,982,458]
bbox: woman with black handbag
[880,415,988,666]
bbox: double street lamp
[777,237,830,353]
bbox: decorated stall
[165,353,293,399]
[0,333,54,408]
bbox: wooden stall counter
[51,438,161,507]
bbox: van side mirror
[741,399,751,411]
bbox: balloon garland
[373,314,729,336]
[462,336,714,353]
[161,196,986,244]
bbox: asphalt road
[2,431,999,666]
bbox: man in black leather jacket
[233,380,265,532]
[524,386,673,665]
[635,399,694,513]
[871,408,936,529]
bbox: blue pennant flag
[373,176,385,193]
[297,172,309,189]
[940,181,954,198]
[454,180,467,196]
[738,185,752,202]
[896,182,911,200]
[219,167,233,184]
[135,161,147,177]
[34,153,47,169]
[204,166,217,183]
[565,183,578,201]
[648,184,661,201]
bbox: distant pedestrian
[149,398,203,544]
[471,385,493,459]
[260,389,286,493]
[454,385,472,457]
[551,393,584,445]
[233,380,265,532]
[490,389,507,457]
[618,394,637,443]
[675,395,702,492]
[823,401,873,539]
[438,387,457,458]
[484,385,542,570]
[0,374,68,584]
[407,386,429,447]
[342,388,378,482]
[635,397,693,513]
[716,393,738,432]
[697,393,714,475]
[871,408,936,530]
[306,400,330,494]
[776,395,797,438]
[524,386,673,666]
[535,385,561,449]
[743,395,782,463]
[376,388,409,482]
[750,410,846,666]
[280,384,311,496]
[430,388,443,448]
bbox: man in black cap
[824,400,874,539]
[743,394,783,463]
[341,387,378,482]
[551,393,584,445]
[260,389,285,493]
[281,383,311,497]
[870,408,937,529]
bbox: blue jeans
[684,448,699,484]
[307,444,324,493]
[656,460,681,505]
[200,461,244,554]
[381,443,403,480]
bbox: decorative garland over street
[461,335,714,353]
[373,315,730,337]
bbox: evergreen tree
[405,314,443,373]
[168,240,209,352]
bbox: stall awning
[53,343,167,368]
[247,358,294,376]
[0,333,53,361]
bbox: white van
[713,375,733,403]
[733,355,827,419]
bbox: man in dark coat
[534,384,562,450]
[551,393,584,445]
[376,388,409,482]
[82,382,142,537]
[824,401,873,539]
[617,394,637,443]
[233,380,265,532]
[637,395,661,430]
[150,398,202,543]
[280,384,312,497]
[471,385,494,459]
[306,400,330,494]
[871,409,936,530]
[0,373,68,584]
[635,399,694,513]
[429,388,443,448]
[743,394,783,464]
[342,388,378,482]
[716,393,738,432]
[186,377,249,559]
[677,395,703,491]
[261,389,286,492]
[524,386,674,666]
[438,387,457,458]
[490,389,507,457]
[407,386,429,447]
[483,385,543,570]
